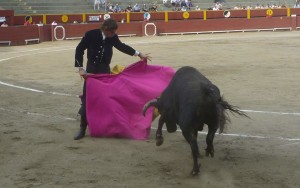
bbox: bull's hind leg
[155,116,164,146]
[205,126,217,158]
[182,130,200,175]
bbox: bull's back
[173,66,211,84]
[163,66,212,93]
[160,66,220,106]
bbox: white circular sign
[103,14,111,20]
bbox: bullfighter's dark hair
[100,19,118,31]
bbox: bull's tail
[217,97,249,133]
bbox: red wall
[1,9,300,46]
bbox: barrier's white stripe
[0,81,77,97]
[0,107,77,121]
[0,81,45,92]
[1,107,299,141]
[1,80,300,116]
[0,47,74,62]
[150,127,300,141]
[0,46,74,55]
[241,109,300,116]
[1,106,300,141]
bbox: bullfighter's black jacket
[75,29,136,74]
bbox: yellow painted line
[127,12,130,23]
[165,11,168,22]
[82,13,86,23]
[287,8,291,17]
[247,9,251,19]
[43,14,46,24]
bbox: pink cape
[86,59,175,140]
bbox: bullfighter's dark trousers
[74,81,87,140]
[74,64,111,140]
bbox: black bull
[143,66,248,175]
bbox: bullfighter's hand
[78,67,87,80]
[138,52,152,61]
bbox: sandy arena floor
[0,31,299,188]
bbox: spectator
[213,2,222,10]
[180,0,187,8]
[142,4,148,12]
[108,5,114,13]
[125,5,132,12]
[24,16,31,26]
[294,1,300,8]
[255,4,261,9]
[114,4,121,12]
[149,4,157,11]
[24,20,31,26]
[94,0,100,10]
[1,21,8,27]
[133,3,141,12]
[187,0,193,10]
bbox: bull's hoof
[205,150,214,158]
[191,164,201,176]
[155,136,164,146]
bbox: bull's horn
[142,99,158,116]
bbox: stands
[0,0,298,15]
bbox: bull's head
[143,98,177,133]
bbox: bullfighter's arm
[75,34,89,67]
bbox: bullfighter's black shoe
[74,127,86,140]
[74,117,87,140]
[77,105,82,117]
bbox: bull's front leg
[205,126,217,158]
[155,116,164,146]
[182,130,200,175]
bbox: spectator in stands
[73,19,151,140]
[94,0,100,10]
[149,3,158,11]
[108,5,114,13]
[24,20,31,26]
[294,1,300,8]
[271,4,278,8]
[1,21,8,27]
[171,0,180,7]
[142,4,148,12]
[181,0,187,7]
[114,4,121,12]
[171,0,175,6]
[24,16,31,26]
[213,2,222,10]
[195,5,200,10]
[133,3,141,12]
[255,4,261,9]
[125,4,132,12]
[187,0,193,10]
